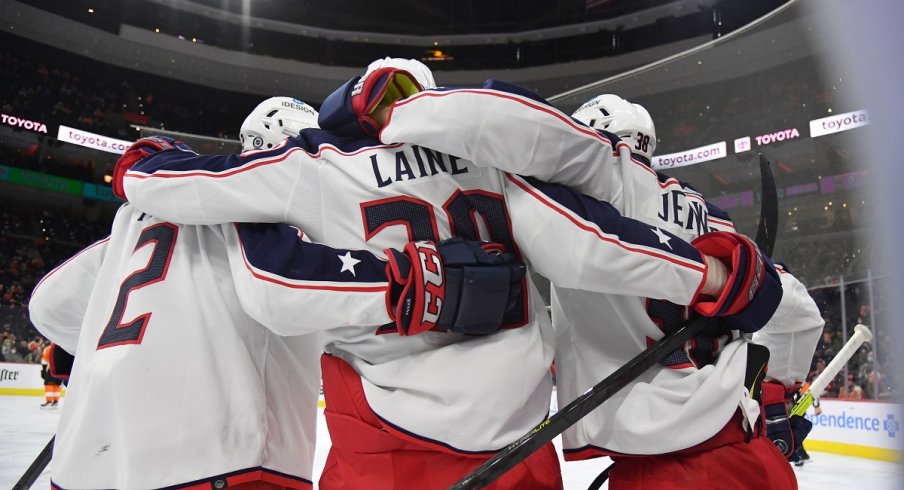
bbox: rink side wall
[4,363,899,461]
[0,362,330,407]
[803,399,902,462]
[0,362,66,397]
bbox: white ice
[1,395,901,489]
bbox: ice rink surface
[2,396,901,489]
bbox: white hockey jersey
[121,118,711,453]
[375,83,823,455]
[28,204,396,489]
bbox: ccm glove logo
[384,238,525,336]
[417,244,445,325]
[386,241,448,336]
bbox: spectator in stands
[839,373,864,400]
[863,368,885,400]
[4,339,25,362]
[1,331,13,361]
[818,325,844,357]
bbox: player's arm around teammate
[752,263,824,461]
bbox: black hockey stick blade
[12,435,54,490]
[755,153,778,256]
[449,160,779,490]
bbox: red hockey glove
[690,231,782,333]
[318,68,423,138]
[762,380,813,460]
[112,136,192,199]
[385,238,525,336]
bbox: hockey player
[28,97,524,489]
[239,96,320,151]
[365,56,438,90]
[754,262,821,465]
[114,68,781,489]
[39,343,63,408]
[370,87,821,488]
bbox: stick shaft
[12,435,54,490]
[790,324,872,416]
[448,315,710,489]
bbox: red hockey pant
[319,354,564,490]
[608,413,797,490]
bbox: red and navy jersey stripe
[705,201,734,230]
[520,176,706,268]
[236,223,387,286]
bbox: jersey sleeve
[224,222,392,335]
[705,201,736,232]
[28,237,110,354]
[122,140,313,226]
[752,266,824,386]
[379,85,637,195]
[504,174,707,305]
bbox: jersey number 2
[97,223,178,349]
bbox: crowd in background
[1,33,257,141]
[806,282,896,400]
[0,145,99,183]
[786,236,874,289]
[0,200,109,364]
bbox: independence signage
[804,399,901,461]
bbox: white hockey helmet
[572,94,656,162]
[239,96,319,151]
[365,57,437,90]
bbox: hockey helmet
[239,97,319,151]
[365,57,437,90]
[572,94,657,162]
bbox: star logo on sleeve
[651,227,673,250]
[338,252,362,277]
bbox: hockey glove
[763,380,813,460]
[385,238,525,336]
[319,68,423,138]
[690,231,782,333]
[112,136,193,199]
[47,343,74,380]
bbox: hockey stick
[12,435,54,490]
[755,153,778,255]
[449,157,779,490]
[790,324,873,417]
[13,353,71,489]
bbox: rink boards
[3,362,899,462]
[0,361,64,397]
[803,398,902,462]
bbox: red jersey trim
[389,89,667,185]
[51,467,313,490]
[507,174,706,273]
[125,142,405,181]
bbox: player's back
[552,169,754,456]
[40,204,319,489]
[295,135,555,452]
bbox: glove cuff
[48,344,74,380]
[762,380,789,405]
